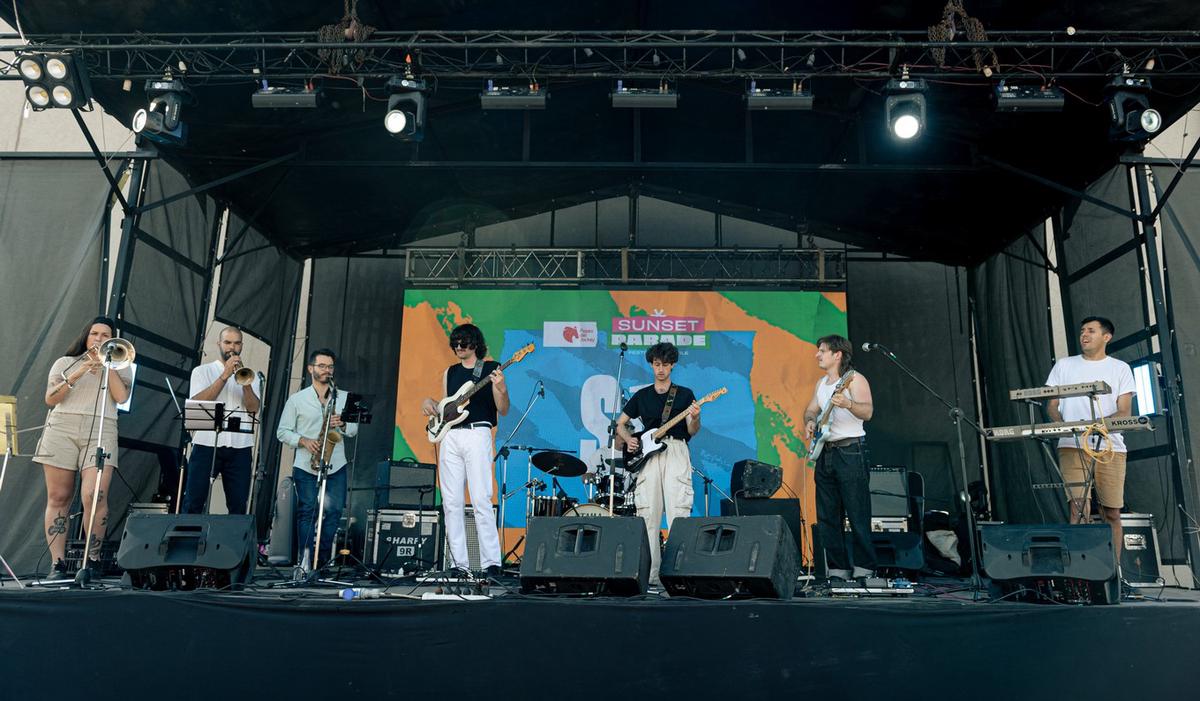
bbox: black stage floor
[2,575,1198,701]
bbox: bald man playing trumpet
[182,327,262,514]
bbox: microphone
[861,342,880,352]
[537,380,545,398]
[619,342,628,353]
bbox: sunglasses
[450,341,474,350]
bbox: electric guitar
[623,387,727,473]
[807,370,857,462]
[425,343,535,443]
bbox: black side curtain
[214,211,303,541]
[969,227,1065,524]
[0,159,113,575]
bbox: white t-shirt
[189,360,262,449]
[1045,355,1136,452]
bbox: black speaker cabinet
[661,515,797,599]
[871,531,925,572]
[730,459,783,498]
[979,523,1118,605]
[520,516,650,596]
[719,497,803,565]
[118,514,257,590]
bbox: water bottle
[340,587,383,600]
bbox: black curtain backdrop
[970,229,1065,524]
[0,159,113,575]
[115,161,219,536]
[306,257,407,551]
[1153,166,1200,564]
[847,260,981,518]
[214,211,304,541]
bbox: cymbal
[530,450,588,477]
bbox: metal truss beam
[4,30,1200,82]
[395,246,843,287]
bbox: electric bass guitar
[622,387,727,473]
[807,370,857,463]
[425,343,535,443]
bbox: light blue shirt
[276,385,359,475]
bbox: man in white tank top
[803,335,876,582]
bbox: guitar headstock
[699,387,728,404]
[510,343,535,364]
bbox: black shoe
[449,567,473,580]
[484,565,503,579]
[44,559,70,582]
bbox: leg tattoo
[47,512,67,537]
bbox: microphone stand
[1,416,25,586]
[689,464,732,517]
[868,343,985,596]
[76,348,117,587]
[495,383,545,559]
[310,381,337,574]
[605,344,628,514]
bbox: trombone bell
[99,338,136,370]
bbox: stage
[3,577,1198,700]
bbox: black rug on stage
[2,587,1199,700]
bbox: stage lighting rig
[480,80,547,110]
[611,80,678,109]
[132,78,194,146]
[16,53,92,110]
[993,82,1065,112]
[746,80,813,111]
[884,76,927,141]
[1105,75,1162,143]
[384,76,427,141]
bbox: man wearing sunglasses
[421,324,509,577]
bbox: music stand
[184,399,258,514]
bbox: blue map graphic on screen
[495,330,755,527]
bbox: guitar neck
[652,397,707,438]
[459,358,515,402]
[815,371,855,426]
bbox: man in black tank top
[802,334,876,583]
[420,324,509,577]
[616,342,702,587]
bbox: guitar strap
[659,385,679,428]
[471,361,485,380]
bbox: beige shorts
[33,413,119,471]
[1058,447,1125,509]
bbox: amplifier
[871,517,908,533]
[366,508,443,576]
[443,505,497,571]
[375,459,438,509]
[1120,513,1163,586]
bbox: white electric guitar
[425,343,535,443]
[807,370,857,462]
[623,387,727,472]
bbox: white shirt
[276,385,359,475]
[815,375,866,442]
[1045,354,1136,452]
[188,360,262,449]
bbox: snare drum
[532,495,578,517]
[591,473,628,506]
[564,503,613,517]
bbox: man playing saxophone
[183,327,261,514]
[276,348,358,569]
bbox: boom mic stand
[310,381,338,574]
[868,343,986,596]
[76,347,119,588]
[495,382,546,559]
[604,343,629,514]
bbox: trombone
[75,338,136,370]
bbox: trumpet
[233,359,255,386]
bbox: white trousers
[632,437,694,584]
[440,426,502,569]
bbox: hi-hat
[530,451,588,477]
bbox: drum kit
[525,451,636,519]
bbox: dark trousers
[183,445,253,515]
[293,467,347,566]
[815,439,877,574]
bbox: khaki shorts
[33,413,119,471]
[1058,447,1125,509]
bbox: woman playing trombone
[34,317,132,580]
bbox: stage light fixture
[132,78,193,146]
[993,82,1065,112]
[884,77,927,141]
[480,80,547,110]
[15,52,92,111]
[746,80,813,111]
[1105,75,1162,142]
[252,86,322,109]
[384,76,427,141]
[611,80,678,109]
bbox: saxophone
[311,381,342,470]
